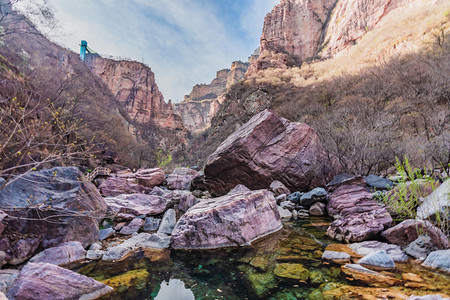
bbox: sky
[15,0,279,102]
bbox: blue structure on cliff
[80,40,101,67]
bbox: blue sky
[16,0,279,102]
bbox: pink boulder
[135,168,165,188]
[204,109,334,196]
[99,177,152,197]
[171,190,282,249]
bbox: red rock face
[247,0,413,76]
[89,57,184,130]
[322,0,412,56]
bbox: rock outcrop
[171,190,282,249]
[173,61,248,134]
[89,57,184,129]
[0,167,107,249]
[204,109,334,196]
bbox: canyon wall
[247,0,413,76]
[173,61,248,134]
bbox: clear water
[73,218,450,300]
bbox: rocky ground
[0,110,448,299]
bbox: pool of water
[73,218,450,300]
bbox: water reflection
[154,279,195,300]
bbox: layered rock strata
[204,109,334,196]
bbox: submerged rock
[341,264,402,287]
[422,249,450,273]
[204,109,334,196]
[322,251,351,264]
[29,241,86,266]
[273,263,310,282]
[6,263,113,299]
[102,233,152,261]
[171,190,282,249]
[357,250,395,270]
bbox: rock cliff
[89,57,184,130]
[173,61,248,134]
[247,0,413,76]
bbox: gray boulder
[29,241,86,266]
[405,236,437,260]
[422,249,450,273]
[99,228,115,241]
[322,251,350,264]
[287,192,302,204]
[0,167,107,249]
[357,250,395,270]
[278,206,292,220]
[299,187,327,207]
[6,263,113,299]
[408,295,446,300]
[364,175,394,190]
[349,240,408,262]
[280,201,296,211]
[86,250,104,260]
[141,233,170,250]
[0,269,19,294]
[416,179,449,221]
[157,209,177,235]
[143,217,161,232]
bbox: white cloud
[13,0,279,102]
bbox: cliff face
[89,57,184,131]
[247,0,413,76]
[173,61,248,134]
[322,0,412,56]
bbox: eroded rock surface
[29,241,86,266]
[0,167,107,249]
[171,190,282,249]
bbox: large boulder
[0,167,107,249]
[381,219,449,250]
[6,263,113,299]
[171,190,282,249]
[29,241,86,266]
[416,179,449,221]
[204,109,334,196]
[99,177,152,197]
[104,194,171,217]
[166,168,199,190]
